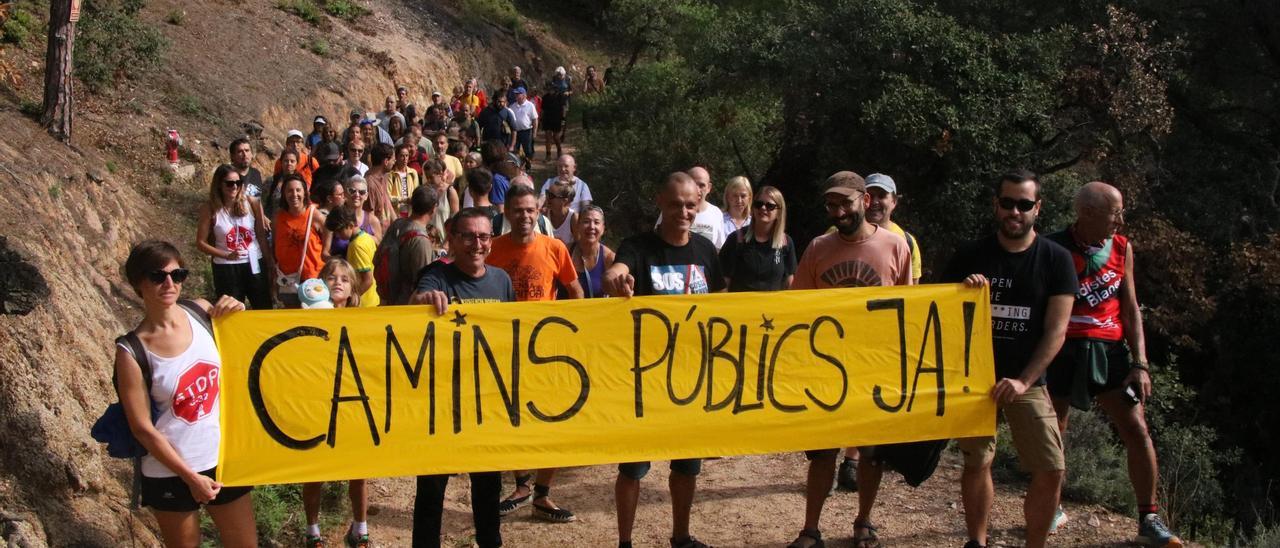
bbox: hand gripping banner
[214,284,996,486]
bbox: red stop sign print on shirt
[172,361,220,424]
[225,226,254,253]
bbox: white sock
[352,521,368,535]
[307,523,321,537]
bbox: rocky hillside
[0,0,606,543]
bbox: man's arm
[992,293,1073,404]
[603,262,634,297]
[1119,242,1152,399]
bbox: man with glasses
[603,171,725,548]
[942,169,1075,548]
[1044,182,1182,547]
[408,207,514,548]
[786,171,912,548]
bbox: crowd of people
[108,68,1182,548]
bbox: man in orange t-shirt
[484,185,584,524]
[274,129,319,185]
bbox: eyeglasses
[352,188,368,196]
[454,232,492,243]
[147,268,190,284]
[223,179,245,187]
[351,148,365,154]
[997,197,1038,212]
[752,201,779,212]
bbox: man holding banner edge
[604,170,725,548]
[942,169,1076,548]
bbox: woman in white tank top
[196,164,271,309]
[114,240,257,546]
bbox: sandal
[499,474,533,516]
[786,528,825,548]
[532,500,577,523]
[305,534,325,548]
[853,520,882,548]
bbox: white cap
[555,66,566,76]
[286,129,304,139]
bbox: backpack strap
[176,299,213,339]
[115,332,152,395]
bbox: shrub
[250,483,349,541]
[1059,408,1134,511]
[74,0,167,92]
[1,8,38,44]
[306,36,329,56]
[277,0,322,25]
[164,9,185,25]
[323,0,368,21]
[459,0,521,34]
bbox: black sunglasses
[147,268,190,284]
[223,179,244,187]
[998,197,1037,212]
[752,200,780,212]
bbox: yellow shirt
[885,221,922,282]
[346,231,380,307]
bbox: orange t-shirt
[273,206,324,280]
[273,151,318,186]
[486,233,577,301]
[792,225,912,289]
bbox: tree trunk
[40,0,74,143]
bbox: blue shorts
[618,459,702,480]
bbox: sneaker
[1136,513,1184,547]
[305,534,325,548]
[837,458,858,492]
[343,529,370,548]
[1050,505,1069,534]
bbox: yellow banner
[214,284,996,486]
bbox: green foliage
[164,9,185,25]
[277,0,322,25]
[105,161,118,174]
[1059,408,1134,511]
[17,98,41,116]
[252,483,349,541]
[306,36,330,56]
[174,94,204,117]
[459,0,522,34]
[575,60,780,236]
[74,0,167,92]
[277,0,367,24]
[1,7,38,44]
[323,0,368,21]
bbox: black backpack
[90,299,212,507]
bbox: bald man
[655,166,728,249]
[1045,182,1182,548]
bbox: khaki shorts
[957,385,1064,472]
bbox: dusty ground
[307,451,1144,547]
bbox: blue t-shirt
[490,173,511,205]
[415,262,515,304]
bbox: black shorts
[1046,339,1131,399]
[141,467,252,512]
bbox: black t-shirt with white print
[615,231,725,295]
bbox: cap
[555,66,566,76]
[313,116,328,125]
[823,171,866,196]
[360,112,380,127]
[317,141,342,161]
[286,129,304,140]
[349,110,362,119]
[431,91,442,97]
[865,173,896,194]
[512,86,527,95]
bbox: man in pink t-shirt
[787,170,912,548]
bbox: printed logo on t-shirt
[989,277,1030,337]
[225,226,254,252]
[506,264,549,301]
[818,260,882,288]
[690,223,716,242]
[648,264,709,294]
[172,361,220,425]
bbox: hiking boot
[837,458,858,492]
[961,541,986,548]
[1049,505,1068,534]
[343,528,369,548]
[1136,513,1183,547]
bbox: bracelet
[1130,362,1150,372]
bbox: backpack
[90,299,212,507]
[374,225,430,303]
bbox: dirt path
[314,451,1142,547]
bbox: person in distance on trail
[478,93,516,148]
[508,87,539,168]
[114,240,256,547]
[195,164,271,310]
[298,257,373,547]
[275,129,319,187]
[377,95,404,130]
[422,158,459,241]
[603,171,726,548]
[228,137,266,200]
[306,115,327,149]
[832,172,925,493]
[941,169,1075,548]
[344,139,369,177]
[718,185,795,292]
[310,123,341,167]
[396,85,418,127]
[1043,182,1182,547]
[540,79,569,161]
[363,143,397,232]
[786,171,912,548]
[387,143,422,218]
[538,154,593,213]
[408,208,514,548]
[508,65,529,104]
[485,184,584,523]
[359,114,394,146]
[382,185,439,305]
[432,130,465,190]
[721,175,752,237]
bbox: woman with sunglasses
[325,175,382,261]
[717,186,796,292]
[567,205,614,298]
[115,240,257,546]
[273,174,325,308]
[196,164,272,309]
[545,181,578,248]
[722,176,753,236]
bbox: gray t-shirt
[416,262,515,304]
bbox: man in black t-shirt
[603,171,723,548]
[408,208,512,548]
[228,137,265,201]
[941,169,1076,548]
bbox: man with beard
[603,171,724,548]
[1044,182,1181,547]
[787,171,912,548]
[942,169,1075,548]
[229,137,266,200]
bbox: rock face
[0,237,50,315]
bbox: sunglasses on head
[147,268,190,284]
[752,200,779,212]
[998,197,1037,212]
